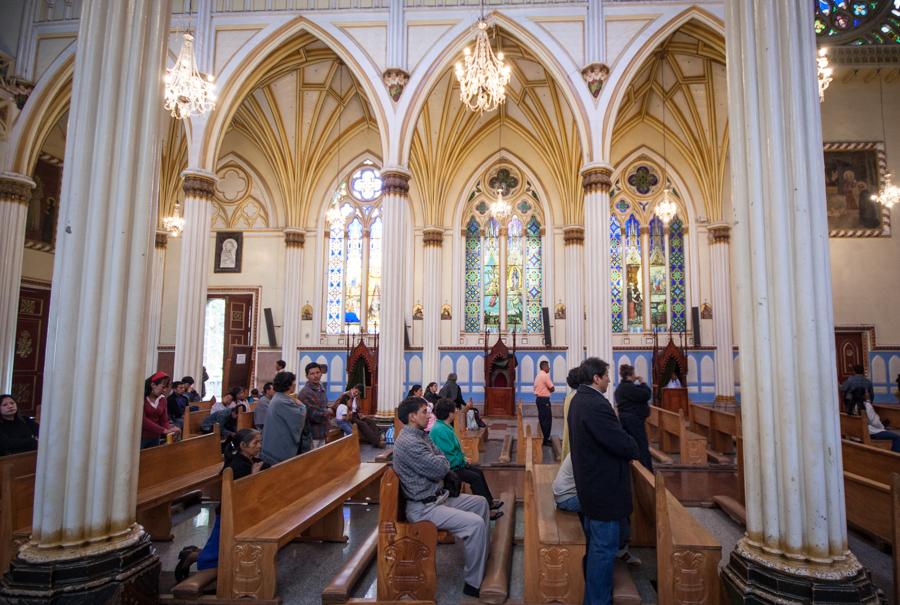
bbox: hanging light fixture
[326,63,347,231]
[164,2,216,120]
[490,105,511,221]
[817,47,833,104]
[872,71,900,209]
[163,200,186,236]
[455,3,511,115]
[655,56,677,225]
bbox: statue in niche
[554,302,566,320]
[220,239,238,268]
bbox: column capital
[181,169,217,201]
[563,225,585,245]
[0,172,36,204]
[381,168,411,196]
[284,228,305,248]
[639,226,650,236]
[155,230,168,249]
[580,163,613,194]
[707,222,731,243]
[423,227,444,247]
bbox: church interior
[0,0,898,603]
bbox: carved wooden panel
[682,436,708,466]
[673,550,707,603]
[232,543,263,598]
[538,546,572,602]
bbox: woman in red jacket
[142,371,180,449]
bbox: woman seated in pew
[175,429,269,582]
[429,398,503,519]
[861,400,900,452]
[141,372,180,449]
[0,394,39,456]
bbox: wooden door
[224,345,254,394]
[11,287,51,415]
[210,293,254,392]
[835,331,865,385]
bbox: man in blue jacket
[568,357,638,605]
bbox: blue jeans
[581,516,619,605]
[337,420,353,436]
[140,437,161,449]
[556,495,581,513]
[871,430,900,452]
[197,515,220,570]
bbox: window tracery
[815,0,900,44]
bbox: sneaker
[489,510,504,521]
[617,549,642,566]
[490,499,504,510]
[463,583,480,598]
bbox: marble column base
[721,542,882,604]
[0,531,159,605]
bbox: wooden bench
[713,435,747,526]
[0,468,33,574]
[650,405,708,465]
[842,439,900,543]
[630,461,722,604]
[516,403,543,465]
[193,399,214,411]
[217,431,385,600]
[237,410,255,431]
[523,438,640,605]
[183,406,211,439]
[873,403,900,430]
[839,412,892,449]
[136,427,223,540]
[453,407,488,464]
[497,433,513,464]
[689,403,739,454]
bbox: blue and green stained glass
[610,215,623,332]
[668,217,686,332]
[464,217,482,333]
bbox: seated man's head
[434,398,455,423]
[399,396,428,428]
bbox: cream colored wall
[20,248,53,282]
[822,75,900,344]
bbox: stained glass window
[610,215,624,332]
[815,0,900,44]
[324,165,384,335]
[648,217,667,330]
[625,214,643,333]
[668,217,686,332]
[461,168,544,333]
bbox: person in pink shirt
[533,360,555,445]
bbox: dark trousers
[535,396,552,443]
[455,464,494,504]
[619,413,653,471]
[351,414,384,447]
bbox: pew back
[689,404,738,454]
[842,439,900,485]
[873,404,900,429]
[516,404,543,465]
[0,468,34,573]
[0,451,37,490]
[183,407,210,439]
[237,410,254,431]
[137,427,221,495]
[839,413,891,449]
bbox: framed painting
[214,231,243,273]
[823,142,890,237]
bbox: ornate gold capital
[708,223,731,244]
[155,231,168,249]
[381,170,410,196]
[423,228,444,247]
[284,229,305,248]
[581,166,612,194]
[0,173,35,205]
[181,170,217,201]
[563,226,584,245]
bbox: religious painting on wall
[823,142,890,237]
[26,156,62,248]
[214,231,243,273]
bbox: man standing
[393,396,491,598]
[840,364,874,415]
[533,360,555,446]
[568,357,638,605]
[254,382,274,429]
[297,362,333,449]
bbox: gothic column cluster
[563,226,585,368]
[707,223,735,401]
[723,0,878,601]
[582,164,613,364]
[0,173,35,392]
[422,227,443,385]
[2,1,172,600]
[281,228,305,372]
[377,169,410,416]
[174,170,217,383]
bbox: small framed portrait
[214,231,243,273]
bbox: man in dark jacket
[614,364,653,470]
[568,357,638,605]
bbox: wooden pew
[183,406,211,439]
[645,407,674,464]
[516,403,543,465]
[497,433,513,464]
[376,467,438,602]
[689,403,738,454]
[839,413,892,449]
[217,432,385,600]
[873,403,900,430]
[136,427,223,540]
[842,439,900,543]
[893,473,900,605]
[0,451,37,488]
[651,405,708,465]
[194,399,214,411]
[237,410,254,431]
[453,407,488,464]
[0,468,33,574]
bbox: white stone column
[708,223,735,401]
[0,174,35,392]
[563,226,585,367]
[145,230,168,376]
[173,170,216,383]
[722,1,877,599]
[582,164,613,364]
[281,228,305,372]
[422,228,443,385]
[378,169,410,416]
[6,1,171,598]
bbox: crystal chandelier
[163,201,186,236]
[455,19,511,114]
[164,32,216,119]
[817,47,833,104]
[490,188,511,221]
[655,188,678,224]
